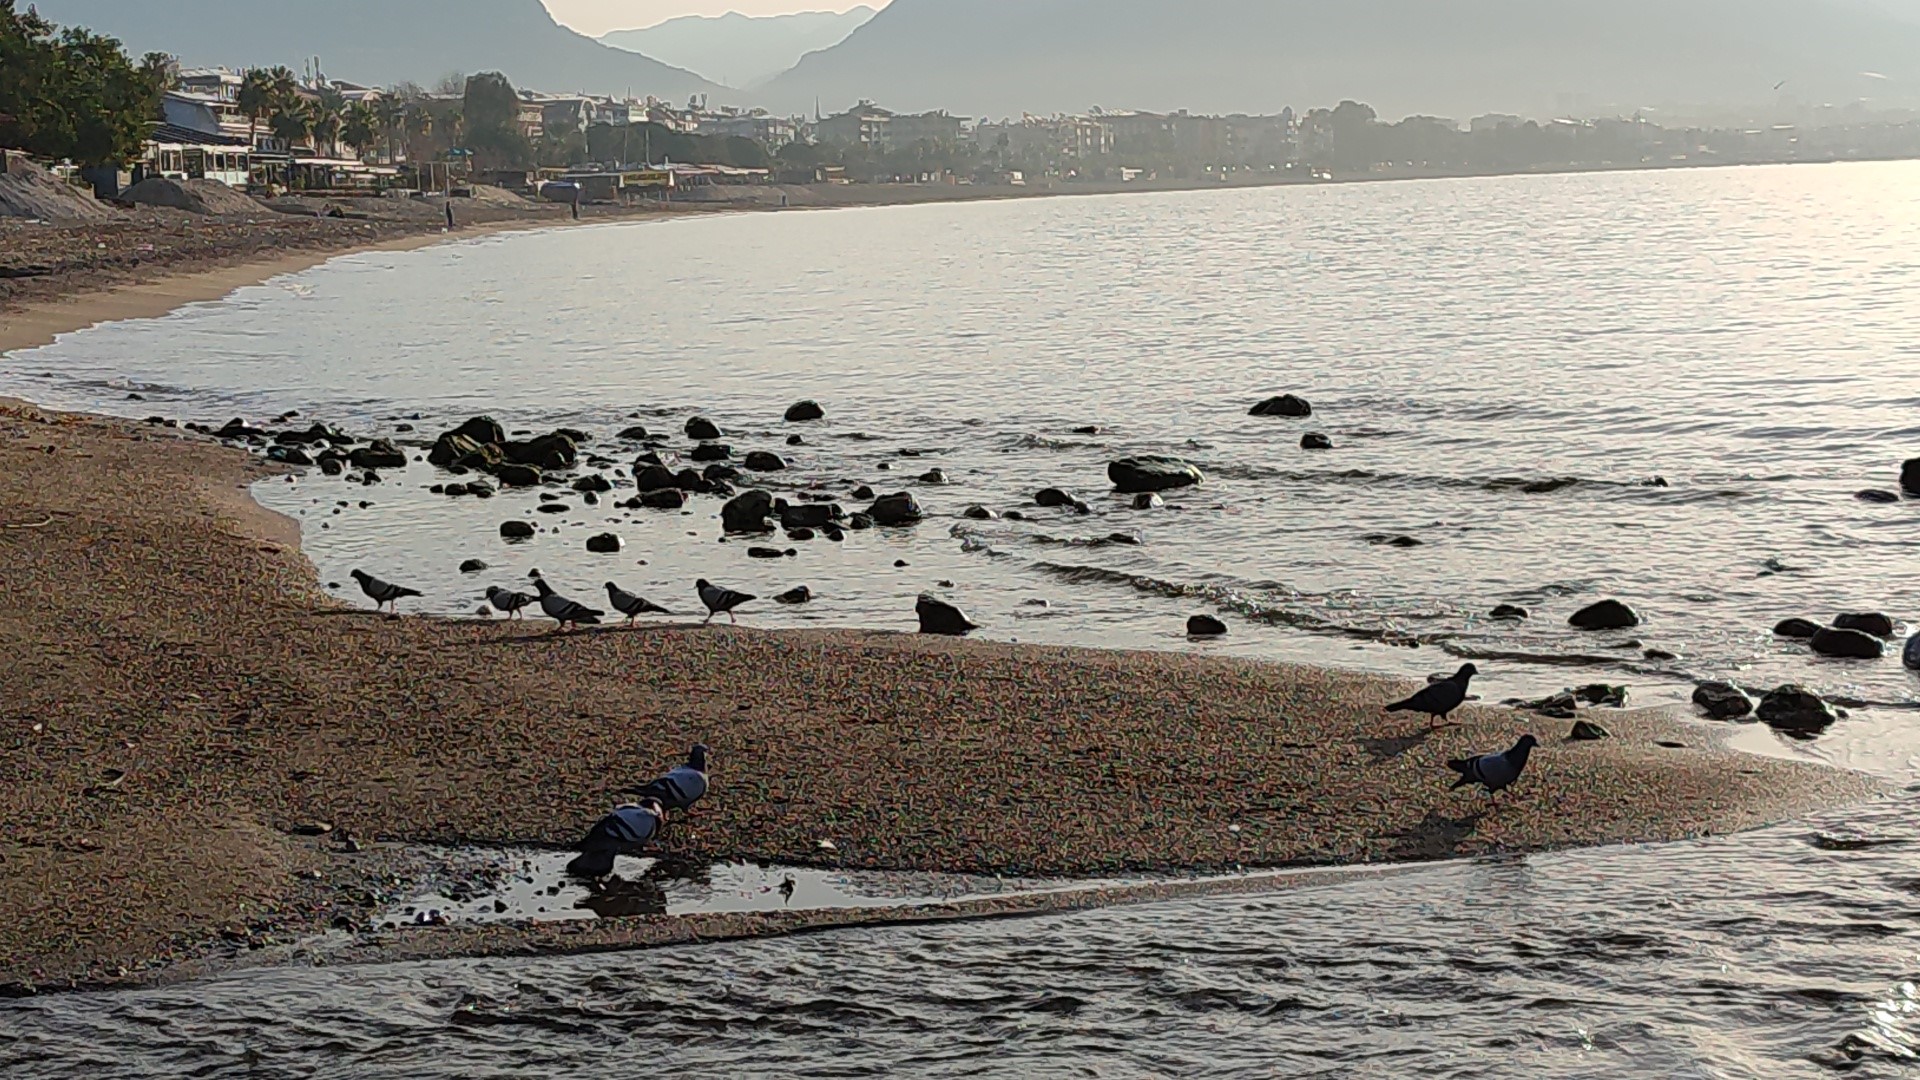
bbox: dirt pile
[0,155,116,222]
[120,177,268,216]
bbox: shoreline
[0,400,1886,994]
[9,154,1915,358]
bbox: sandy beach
[0,394,1883,993]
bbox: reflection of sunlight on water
[1860,978,1920,1060]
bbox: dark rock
[1489,604,1530,621]
[851,485,875,500]
[1569,599,1640,631]
[467,481,495,499]
[775,586,813,604]
[1904,633,1920,671]
[1643,648,1678,661]
[784,400,825,423]
[748,547,784,559]
[1072,425,1101,435]
[1902,458,1920,497]
[427,432,501,470]
[616,425,650,441]
[438,484,459,496]
[348,439,408,470]
[1249,394,1312,417]
[571,474,612,493]
[787,434,805,446]
[779,503,841,530]
[536,503,570,514]
[1109,455,1204,493]
[894,559,909,567]
[499,520,535,541]
[743,451,787,472]
[1035,488,1088,511]
[1131,493,1163,510]
[916,594,979,635]
[446,416,505,447]
[586,533,622,554]
[319,456,345,476]
[1756,685,1838,737]
[674,468,704,491]
[722,489,776,533]
[1569,719,1610,741]
[963,505,998,520]
[634,464,678,491]
[1004,510,1027,522]
[918,468,948,484]
[288,821,333,837]
[703,463,741,483]
[1857,489,1901,504]
[1833,612,1896,639]
[266,445,313,466]
[866,492,924,526]
[501,432,577,471]
[1774,617,1822,639]
[786,527,816,541]
[640,488,687,510]
[1516,691,1579,720]
[634,450,665,468]
[1106,532,1142,546]
[685,416,723,441]
[1300,433,1333,450]
[1187,614,1228,637]
[848,513,874,530]
[459,559,487,573]
[1811,627,1885,660]
[1692,681,1754,720]
[495,463,542,487]
[1362,534,1423,548]
[690,442,732,462]
[1574,683,1628,707]
[358,471,381,486]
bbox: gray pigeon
[485,585,533,619]
[1447,734,1539,798]
[351,569,421,614]
[623,743,709,812]
[532,577,603,630]
[566,798,664,879]
[697,579,755,624]
[1386,663,1478,727]
[605,582,671,624]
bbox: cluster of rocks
[1857,457,1920,503]
[1775,612,1903,661]
[1692,681,1842,739]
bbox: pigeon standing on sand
[623,743,710,813]
[1385,663,1479,728]
[696,579,755,624]
[532,577,604,630]
[485,585,533,620]
[565,798,665,878]
[1447,734,1539,799]
[351,569,421,614]
[605,582,672,624]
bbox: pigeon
[1385,663,1479,728]
[532,577,604,630]
[1447,735,1539,798]
[623,743,709,812]
[605,582,672,624]
[485,586,533,620]
[696,579,756,624]
[565,798,664,878]
[351,569,421,614]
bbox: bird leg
[703,611,714,625]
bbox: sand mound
[0,155,116,221]
[120,177,267,216]
[462,184,535,209]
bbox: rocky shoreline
[0,399,1887,994]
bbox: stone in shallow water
[1692,681,1753,720]
[866,492,924,526]
[1773,617,1821,639]
[1832,612,1895,639]
[459,559,487,573]
[775,586,813,605]
[685,416,722,441]
[1569,599,1639,631]
[1756,685,1837,738]
[499,521,536,540]
[1249,393,1312,417]
[917,595,978,635]
[1904,634,1920,671]
[585,533,622,554]
[1489,604,1529,621]
[1300,432,1333,450]
[1108,455,1203,494]
[1810,627,1884,660]
[784,400,824,423]
[1187,614,1228,637]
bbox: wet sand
[0,403,1884,992]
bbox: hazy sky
[543,1,886,35]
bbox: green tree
[342,101,378,160]
[270,95,314,151]
[311,85,347,156]
[237,68,275,148]
[462,71,529,169]
[0,2,165,165]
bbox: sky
[542,0,887,35]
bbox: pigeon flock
[1383,663,1540,803]
[354,566,754,634]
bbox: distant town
[7,3,1920,206]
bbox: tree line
[0,0,168,166]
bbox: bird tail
[1385,697,1414,713]
[397,587,423,599]
[1446,758,1474,789]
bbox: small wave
[1005,433,1103,451]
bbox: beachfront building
[976,115,1112,159]
[142,123,253,187]
[695,108,800,149]
[816,102,894,148]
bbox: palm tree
[270,96,315,153]
[237,68,274,150]
[374,96,406,163]
[342,101,378,162]
[311,86,347,157]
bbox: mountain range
[28,0,723,101]
[600,8,876,90]
[758,0,1920,120]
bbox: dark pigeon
[351,569,421,614]
[697,579,756,624]
[623,743,710,813]
[1447,735,1540,798]
[605,582,671,623]
[565,798,664,878]
[485,585,533,620]
[532,577,603,630]
[1385,663,1479,727]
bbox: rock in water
[1300,433,1333,450]
[495,464,542,487]
[917,594,978,635]
[1773,617,1822,639]
[1569,599,1640,630]
[784,400,824,422]
[1692,681,1754,719]
[690,443,732,462]
[348,439,408,470]
[586,533,622,554]
[686,416,722,441]
[722,490,776,534]
[634,464,678,491]
[1187,614,1228,637]
[1249,394,1312,417]
[1902,457,1920,497]
[640,488,687,510]
[1756,685,1838,737]
[572,474,612,493]
[1832,612,1896,639]
[1108,455,1204,494]
[963,505,997,520]
[1034,487,1082,508]
[459,559,488,573]
[866,492,924,526]
[499,521,536,539]
[774,586,813,605]
[1857,489,1901,504]
[1132,493,1163,510]
[1811,627,1885,660]
[743,451,786,472]
[1489,604,1530,621]
[616,424,650,440]
[780,504,841,530]
[500,432,577,471]
[1904,634,1920,670]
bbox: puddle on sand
[377,847,1095,929]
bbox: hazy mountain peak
[601,7,876,90]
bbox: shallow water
[4,162,1920,1074]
